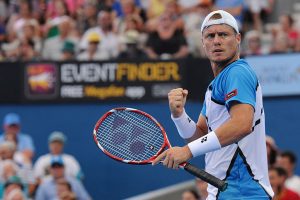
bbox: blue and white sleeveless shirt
[201,59,274,200]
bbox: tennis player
[153,10,274,199]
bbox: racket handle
[184,163,227,191]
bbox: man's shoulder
[62,154,80,164]
[35,153,51,162]
[225,59,256,78]
[228,59,250,70]
[40,176,55,187]
[18,132,33,140]
[284,188,300,198]
[66,175,81,185]
[44,36,60,44]
[288,175,300,183]
[62,153,76,160]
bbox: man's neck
[211,55,240,77]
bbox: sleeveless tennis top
[201,59,274,200]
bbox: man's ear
[236,33,241,44]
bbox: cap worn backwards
[201,10,239,33]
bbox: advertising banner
[23,60,185,102]
[246,54,300,97]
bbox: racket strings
[96,111,165,162]
[98,113,162,161]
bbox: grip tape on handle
[184,163,227,191]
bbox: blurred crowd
[0,113,91,200]
[0,0,300,62]
[2,113,300,200]
[181,135,300,200]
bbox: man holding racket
[153,10,274,199]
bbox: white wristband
[171,109,196,139]
[187,131,221,157]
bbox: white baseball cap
[201,10,239,33]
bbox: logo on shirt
[225,89,237,100]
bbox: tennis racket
[93,107,227,191]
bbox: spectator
[269,166,300,200]
[0,141,35,198]
[0,141,16,161]
[0,160,20,198]
[0,160,20,183]
[146,0,183,32]
[0,0,7,21]
[1,30,20,61]
[146,0,171,20]
[19,38,39,61]
[120,15,147,47]
[61,40,76,61]
[214,0,245,30]
[269,27,289,54]
[181,189,199,200]
[4,188,25,200]
[276,151,300,196]
[2,175,26,200]
[79,9,120,59]
[266,135,278,168]
[42,16,78,60]
[77,32,109,61]
[242,30,263,56]
[123,13,145,32]
[118,30,147,59]
[44,0,79,39]
[145,13,189,59]
[0,113,34,162]
[114,0,146,34]
[112,0,144,18]
[56,178,77,200]
[98,0,115,12]
[21,22,42,57]
[180,0,213,58]
[34,131,83,183]
[278,14,299,50]
[63,0,85,18]
[46,0,70,20]
[195,178,208,200]
[6,0,40,40]
[244,0,274,32]
[35,156,91,200]
[0,1,6,45]
[77,1,99,34]
[31,0,47,25]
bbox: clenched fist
[168,88,188,118]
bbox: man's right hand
[168,88,188,118]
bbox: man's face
[269,169,285,193]
[49,141,64,154]
[4,124,20,136]
[276,156,294,175]
[98,12,112,31]
[0,147,14,159]
[202,24,241,64]
[50,165,65,179]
